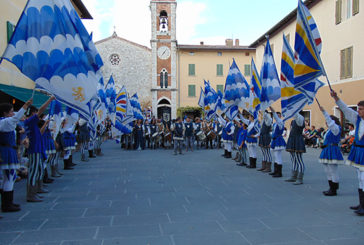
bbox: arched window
[160,69,168,88]
[159,11,168,32]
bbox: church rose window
[109,54,120,65]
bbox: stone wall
[95,36,152,106]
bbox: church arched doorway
[157,98,171,123]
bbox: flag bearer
[258,111,273,173]
[331,90,364,215]
[0,98,32,212]
[241,114,260,168]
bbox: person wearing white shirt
[0,98,32,213]
[331,90,364,215]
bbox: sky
[82,0,299,47]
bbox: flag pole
[315,97,321,107]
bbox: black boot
[354,190,364,215]
[272,164,283,178]
[222,150,227,157]
[43,169,54,184]
[9,191,20,208]
[269,163,278,175]
[324,181,337,196]
[247,157,256,168]
[69,155,77,167]
[64,158,73,170]
[89,150,96,158]
[350,189,361,210]
[1,191,20,212]
[225,151,232,158]
[323,180,333,195]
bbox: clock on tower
[150,0,177,122]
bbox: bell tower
[150,0,177,122]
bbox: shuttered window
[244,64,251,76]
[340,46,353,79]
[353,0,359,15]
[188,64,195,76]
[216,85,224,93]
[7,21,15,43]
[188,85,196,97]
[335,0,342,24]
[216,64,223,76]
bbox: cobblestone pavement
[1,141,364,245]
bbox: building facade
[177,40,255,108]
[250,0,363,128]
[95,33,152,107]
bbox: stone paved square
[1,141,364,245]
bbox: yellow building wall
[177,49,255,108]
[0,0,34,89]
[254,0,364,128]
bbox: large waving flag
[203,81,218,120]
[215,90,227,116]
[1,0,99,120]
[106,75,116,123]
[116,86,133,123]
[249,58,261,119]
[130,93,144,120]
[96,77,108,122]
[198,87,205,109]
[223,59,250,109]
[294,0,325,88]
[260,38,281,111]
[225,105,239,121]
[49,100,63,139]
[281,35,308,122]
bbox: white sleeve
[0,108,26,132]
[336,99,358,126]
[273,112,284,129]
[323,111,340,136]
[264,112,272,126]
[294,113,304,127]
[217,115,226,127]
[241,118,250,126]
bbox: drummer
[194,117,202,150]
[184,117,194,152]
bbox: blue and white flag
[106,75,116,123]
[115,120,133,135]
[204,81,218,120]
[1,0,99,120]
[223,59,250,109]
[215,90,227,116]
[260,38,281,111]
[116,86,132,122]
[49,100,63,139]
[198,87,205,109]
[130,93,144,120]
[249,58,261,120]
[225,105,238,121]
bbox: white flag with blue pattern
[1,0,99,120]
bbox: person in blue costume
[236,122,248,167]
[241,114,260,169]
[258,111,273,173]
[171,117,185,155]
[61,113,78,170]
[285,112,306,185]
[218,115,235,159]
[184,117,194,152]
[331,90,364,215]
[0,98,32,213]
[44,117,59,178]
[317,104,344,196]
[269,106,286,178]
[38,119,54,184]
[194,118,202,150]
[24,96,55,202]
[134,119,144,150]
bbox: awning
[0,84,50,108]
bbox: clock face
[157,46,171,60]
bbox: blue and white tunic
[0,109,26,170]
[62,129,76,150]
[337,100,364,170]
[241,118,260,146]
[43,128,56,155]
[221,120,235,143]
[319,111,344,164]
[237,128,247,148]
[271,112,286,151]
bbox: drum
[206,130,216,141]
[196,131,206,141]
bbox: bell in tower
[159,11,168,32]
